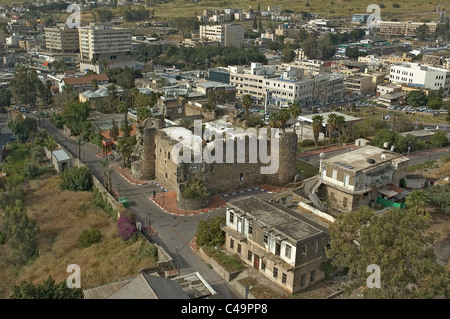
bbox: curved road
[37,116,239,299]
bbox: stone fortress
[130,115,298,209]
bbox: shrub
[0,232,5,245]
[196,215,226,248]
[78,228,102,248]
[301,139,316,147]
[440,154,450,163]
[22,162,42,181]
[246,115,264,127]
[60,166,93,191]
[117,211,137,241]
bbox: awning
[378,184,407,199]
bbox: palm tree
[326,113,338,144]
[278,109,291,132]
[76,136,85,160]
[98,158,110,188]
[91,79,99,91]
[312,115,324,146]
[288,102,302,132]
[405,190,428,215]
[105,166,115,193]
[335,115,346,145]
[242,94,253,119]
[268,112,281,128]
[45,136,58,153]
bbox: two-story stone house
[222,196,329,293]
[317,145,409,212]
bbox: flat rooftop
[227,196,323,242]
[322,145,407,171]
[298,112,361,126]
[52,149,71,162]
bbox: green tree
[326,113,338,143]
[327,206,449,298]
[9,66,41,107]
[278,108,291,132]
[282,46,296,62]
[416,24,430,41]
[0,88,12,111]
[62,101,90,136]
[302,32,318,59]
[405,190,428,214]
[8,117,37,143]
[109,119,120,141]
[407,90,428,107]
[60,166,93,191]
[196,215,226,248]
[288,102,302,132]
[45,136,58,153]
[10,276,83,299]
[335,115,346,145]
[424,184,450,214]
[429,130,448,147]
[317,35,337,60]
[1,200,39,264]
[345,46,366,60]
[242,94,253,119]
[312,115,324,146]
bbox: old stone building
[222,196,329,293]
[131,117,298,200]
[317,145,409,212]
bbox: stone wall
[177,194,210,211]
[198,247,244,282]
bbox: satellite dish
[367,158,376,165]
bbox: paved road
[37,116,239,299]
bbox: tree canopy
[10,276,83,299]
[327,206,449,298]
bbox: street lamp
[407,147,410,157]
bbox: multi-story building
[199,24,244,48]
[312,73,345,104]
[222,196,329,293]
[78,23,134,73]
[290,59,332,76]
[317,145,409,212]
[422,54,441,67]
[389,62,450,96]
[380,21,437,36]
[206,67,231,84]
[44,26,79,53]
[344,75,374,95]
[230,63,343,107]
[384,53,412,65]
[60,74,109,93]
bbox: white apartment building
[230,63,343,107]
[78,23,134,73]
[389,62,450,96]
[200,23,244,47]
[199,24,244,48]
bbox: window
[248,251,252,261]
[301,274,306,286]
[344,174,350,186]
[240,173,244,181]
[315,241,319,253]
[230,239,234,249]
[285,244,291,259]
[343,197,348,207]
[302,245,307,257]
[311,270,316,282]
[332,169,337,180]
[237,244,241,254]
[248,224,253,234]
[282,273,287,284]
[261,259,266,270]
[263,233,268,244]
[273,267,278,278]
[229,212,234,224]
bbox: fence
[376,196,406,209]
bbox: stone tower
[264,131,298,186]
[131,117,165,180]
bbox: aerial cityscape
[0,0,449,304]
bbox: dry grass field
[0,176,157,299]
